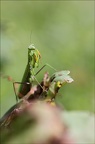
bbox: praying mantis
[13,44,73,102]
[13,44,57,102]
[0,43,73,127]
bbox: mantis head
[28,44,36,50]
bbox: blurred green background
[1,1,94,116]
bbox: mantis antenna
[29,30,33,44]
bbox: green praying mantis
[13,44,74,102]
[13,44,57,102]
[0,43,74,127]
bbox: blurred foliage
[1,101,95,144]
[1,1,94,116]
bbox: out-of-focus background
[1,1,94,116]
